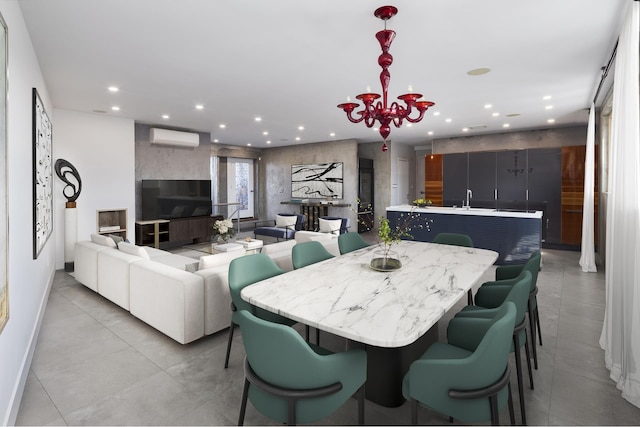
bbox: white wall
[53,109,135,266]
[0,1,55,423]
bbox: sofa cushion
[153,253,200,270]
[275,214,298,228]
[91,233,117,248]
[117,242,150,259]
[199,251,245,270]
[319,218,342,235]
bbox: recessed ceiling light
[492,112,500,117]
[213,139,219,143]
[445,118,452,123]
[330,132,336,137]
[255,117,262,122]
[467,67,491,76]
[195,104,204,110]
[247,143,252,146]
[162,114,170,119]
[266,140,272,144]
[427,131,434,135]
[111,106,120,111]
[462,128,469,132]
[543,95,552,100]
[263,131,269,135]
[295,137,301,141]
[219,124,226,129]
[406,123,413,127]
[503,123,510,128]
[547,119,556,123]
[484,104,492,109]
[108,86,119,92]
[433,111,441,116]
[298,126,305,131]
[545,105,554,110]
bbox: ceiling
[18,0,627,149]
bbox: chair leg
[357,386,365,425]
[524,333,535,390]
[238,378,250,426]
[535,305,543,346]
[527,300,538,370]
[513,335,527,425]
[305,325,310,341]
[224,319,235,369]
[507,381,515,426]
[411,399,418,425]
[316,328,320,346]
[489,394,499,425]
[467,289,474,305]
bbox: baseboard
[4,268,55,426]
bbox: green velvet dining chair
[224,253,296,369]
[432,232,475,304]
[235,310,367,425]
[292,240,334,269]
[454,270,533,425]
[402,302,517,425]
[484,251,542,369]
[338,232,370,255]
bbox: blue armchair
[254,213,306,241]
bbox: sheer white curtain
[600,0,640,408]
[579,103,597,272]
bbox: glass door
[226,158,254,219]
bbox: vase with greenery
[212,218,235,242]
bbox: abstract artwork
[32,87,53,259]
[0,12,7,332]
[291,162,343,199]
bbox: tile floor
[15,245,640,425]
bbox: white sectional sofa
[73,230,341,344]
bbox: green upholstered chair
[292,241,334,269]
[338,232,370,255]
[485,251,542,369]
[454,270,533,425]
[402,302,517,425]
[431,232,475,304]
[235,310,367,425]
[224,253,296,368]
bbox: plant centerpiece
[412,198,432,207]
[212,218,235,242]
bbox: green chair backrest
[338,232,370,254]
[432,232,474,247]
[235,310,366,424]
[501,271,531,325]
[292,241,334,269]
[228,253,285,313]
[523,250,541,291]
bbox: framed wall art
[32,87,53,259]
[291,162,343,199]
[0,12,8,333]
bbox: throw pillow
[319,218,342,235]
[117,242,150,259]
[109,234,124,246]
[90,233,117,248]
[275,214,298,228]
[198,251,245,270]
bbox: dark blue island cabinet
[386,205,543,265]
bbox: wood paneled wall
[424,154,443,206]
[561,146,598,246]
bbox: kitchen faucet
[465,189,472,209]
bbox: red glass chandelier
[337,6,435,152]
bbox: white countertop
[387,204,543,219]
[241,241,498,348]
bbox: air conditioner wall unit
[150,128,200,148]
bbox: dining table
[241,240,499,407]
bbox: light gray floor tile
[15,248,640,426]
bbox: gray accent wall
[259,139,359,227]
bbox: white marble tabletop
[241,241,498,348]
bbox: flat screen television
[141,179,212,220]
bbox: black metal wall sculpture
[54,158,82,203]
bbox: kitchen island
[387,205,542,265]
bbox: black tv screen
[141,179,212,220]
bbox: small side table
[236,238,264,254]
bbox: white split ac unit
[150,128,200,148]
